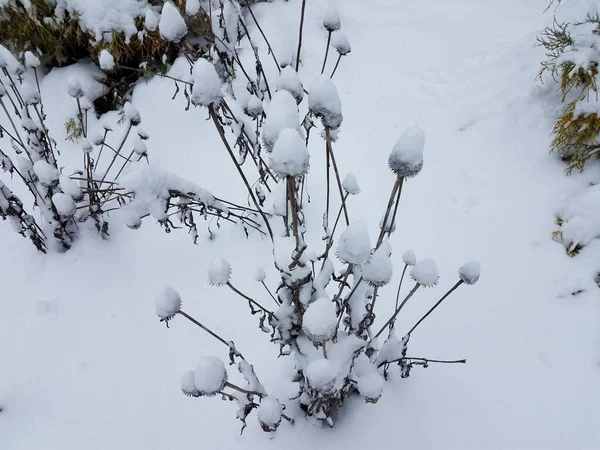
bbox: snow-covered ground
[1,0,600,449]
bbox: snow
[388,126,425,178]
[557,183,600,251]
[191,59,224,107]
[302,297,337,343]
[306,358,337,392]
[269,128,310,177]
[257,396,283,430]
[153,284,182,320]
[2,0,600,448]
[98,50,115,71]
[81,138,93,153]
[402,249,417,266]
[323,2,341,32]
[123,102,141,125]
[342,172,360,195]
[180,370,200,397]
[253,267,266,282]
[336,221,371,265]
[361,245,393,287]
[356,371,384,402]
[133,139,147,155]
[263,90,301,152]
[308,75,343,129]
[458,261,481,285]
[246,95,263,118]
[186,0,201,16]
[208,256,232,286]
[33,160,59,186]
[276,66,304,104]
[331,31,351,55]
[144,9,159,31]
[59,174,83,201]
[410,258,439,287]
[194,356,228,396]
[24,51,41,69]
[51,193,76,217]
[159,2,188,43]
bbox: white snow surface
[98,50,115,71]
[194,356,227,396]
[2,0,600,449]
[269,128,310,177]
[159,2,188,43]
[557,183,600,250]
[302,297,337,342]
[191,59,224,107]
[153,284,182,320]
[410,258,439,287]
[336,221,371,265]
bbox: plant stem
[246,4,280,71]
[321,31,332,74]
[385,176,404,241]
[330,54,343,78]
[326,128,349,225]
[376,176,403,248]
[295,0,307,71]
[373,283,420,339]
[406,280,463,336]
[227,282,275,317]
[177,310,230,347]
[377,356,466,369]
[208,104,273,241]
[261,281,279,306]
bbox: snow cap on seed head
[357,371,384,403]
[123,102,141,126]
[402,249,417,266]
[342,172,360,195]
[191,59,223,107]
[181,370,201,397]
[379,211,396,234]
[306,358,337,393]
[24,51,41,68]
[276,65,304,104]
[67,76,84,98]
[269,128,310,177]
[458,261,480,285]
[208,256,231,286]
[308,75,343,129]
[323,2,341,32]
[336,221,371,265]
[154,284,182,320]
[388,126,425,178]
[253,266,267,282]
[361,246,393,287]
[332,30,351,55]
[410,258,439,287]
[302,297,337,343]
[258,396,283,432]
[194,356,228,396]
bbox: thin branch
[406,280,463,336]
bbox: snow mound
[269,128,310,177]
[194,356,228,396]
[99,50,115,71]
[33,161,59,186]
[144,9,159,31]
[191,59,223,107]
[154,284,182,320]
[308,75,343,129]
[337,221,371,265]
[388,126,425,178]
[208,257,231,286]
[302,297,337,343]
[557,183,600,251]
[159,2,188,43]
[51,193,76,217]
[410,259,439,287]
[186,0,201,16]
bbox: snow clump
[402,249,417,266]
[306,358,337,392]
[52,193,76,217]
[208,257,231,286]
[33,160,58,186]
[154,284,182,320]
[194,356,228,396]
[342,173,360,195]
[263,90,301,152]
[269,128,310,177]
[410,259,439,287]
[159,2,188,43]
[191,59,223,107]
[323,2,341,32]
[357,371,384,403]
[458,261,481,285]
[253,266,266,282]
[332,30,351,55]
[302,297,337,343]
[276,66,304,104]
[257,396,283,432]
[336,221,371,265]
[361,246,393,287]
[99,50,115,70]
[308,75,343,129]
[181,370,200,397]
[388,126,425,178]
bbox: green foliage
[65,117,83,143]
[538,12,600,173]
